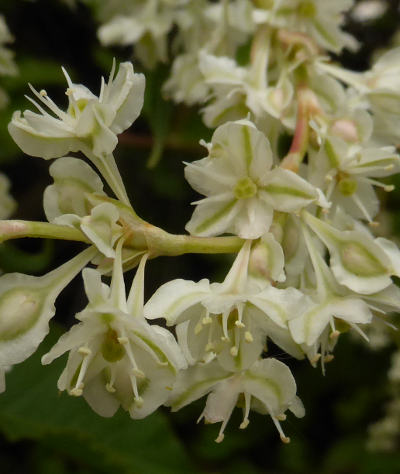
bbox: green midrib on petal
[194,200,237,234]
[171,375,231,411]
[242,125,253,173]
[261,184,313,199]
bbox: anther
[205,342,215,352]
[384,185,395,192]
[244,331,254,343]
[330,330,340,340]
[215,434,225,443]
[221,336,230,342]
[78,346,91,356]
[70,387,83,397]
[117,336,129,345]
[310,353,321,365]
[39,89,47,96]
[202,316,212,325]
[277,414,287,421]
[134,396,144,408]
[106,383,116,393]
[368,221,379,227]
[235,320,245,328]
[324,354,335,363]
[239,419,250,429]
[281,435,291,444]
[132,368,145,378]
[230,346,238,357]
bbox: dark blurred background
[1,1,400,473]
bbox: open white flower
[168,358,305,443]
[8,61,144,204]
[255,0,358,53]
[145,241,306,371]
[185,119,328,238]
[42,242,186,418]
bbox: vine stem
[0,220,244,256]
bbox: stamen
[205,342,215,352]
[245,331,254,343]
[221,311,230,340]
[235,305,245,328]
[349,323,369,342]
[310,353,321,365]
[28,83,67,121]
[195,322,203,335]
[202,315,212,325]
[351,193,373,222]
[106,366,117,393]
[78,346,92,356]
[129,372,140,400]
[70,350,91,396]
[271,415,290,444]
[240,392,251,429]
[361,177,395,192]
[24,95,49,116]
[324,354,335,363]
[117,336,129,344]
[368,221,379,228]
[276,414,287,421]
[230,346,238,356]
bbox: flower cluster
[1,0,400,447]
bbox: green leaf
[0,324,198,474]
[0,240,54,274]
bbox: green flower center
[234,177,258,199]
[101,328,125,362]
[338,177,358,196]
[298,1,316,17]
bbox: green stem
[0,219,244,256]
[0,220,90,244]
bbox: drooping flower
[42,241,186,418]
[145,241,306,371]
[168,358,305,443]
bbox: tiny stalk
[281,86,320,173]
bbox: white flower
[185,119,328,238]
[43,157,106,223]
[145,241,306,371]
[8,61,145,204]
[42,242,186,418]
[0,246,96,391]
[168,358,305,443]
[255,0,358,53]
[98,0,174,69]
[310,134,399,223]
[303,211,400,294]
